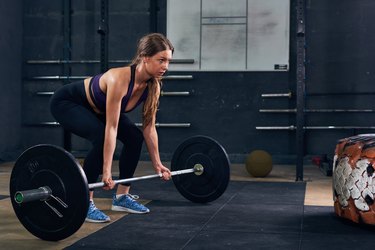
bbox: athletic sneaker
[112,194,150,214]
[85,200,110,223]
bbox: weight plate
[9,145,89,241]
[171,135,230,203]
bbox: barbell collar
[14,186,52,204]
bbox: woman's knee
[117,117,144,146]
[133,127,144,145]
[121,127,144,150]
[89,126,105,146]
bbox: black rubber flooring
[66,180,375,250]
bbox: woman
[50,33,173,223]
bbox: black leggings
[50,81,144,186]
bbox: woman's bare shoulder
[101,66,131,91]
[104,66,131,84]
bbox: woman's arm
[101,71,126,189]
[143,118,171,180]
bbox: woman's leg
[50,81,105,198]
[115,114,144,195]
[112,114,149,213]
[50,82,110,222]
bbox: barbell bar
[261,92,292,98]
[26,59,195,64]
[26,75,194,81]
[36,91,191,97]
[259,108,375,113]
[90,164,204,189]
[9,135,230,241]
[261,91,375,98]
[24,122,192,128]
[256,125,375,130]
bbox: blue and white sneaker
[112,194,150,214]
[85,200,110,223]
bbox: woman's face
[144,49,173,78]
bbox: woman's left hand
[155,164,171,181]
[102,171,115,190]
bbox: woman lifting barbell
[49,33,173,223]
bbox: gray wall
[2,0,375,167]
[0,1,23,162]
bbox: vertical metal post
[295,0,306,181]
[62,0,72,151]
[98,0,109,72]
[149,0,158,32]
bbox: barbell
[9,135,230,241]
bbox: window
[167,0,290,71]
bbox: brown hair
[131,33,174,127]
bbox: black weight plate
[9,145,89,241]
[171,136,230,203]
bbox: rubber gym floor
[1,161,374,250]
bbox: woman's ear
[143,56,150,64]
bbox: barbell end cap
[15,192,24,204]
[193,164,204,176]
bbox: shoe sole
[85,218,110,223]
[111,205,150,214]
